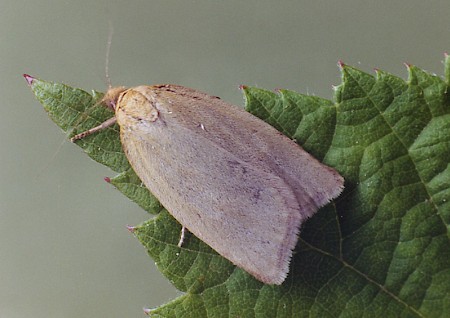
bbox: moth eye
[104,100,116,110]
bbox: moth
[70,84,344,285]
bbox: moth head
[101,86,127,110]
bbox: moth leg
[177,226,188,247]
[71,117,117,142]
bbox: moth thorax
[116,88,159,125]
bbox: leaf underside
[27,57,450,317]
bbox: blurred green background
[2,1,450,317]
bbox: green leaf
[24,56,450,318]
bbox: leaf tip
[143,307,152,315]
[126,225,136,233]
[104,177,111,183]
[337,60,346,69]
[444,52,450,65]
[373,68,382,78]
[23,74,35,86]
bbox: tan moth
[68,83,344,285]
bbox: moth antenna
[178,226,187,247]
[105,21,114,89]
[70,117,117,142]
